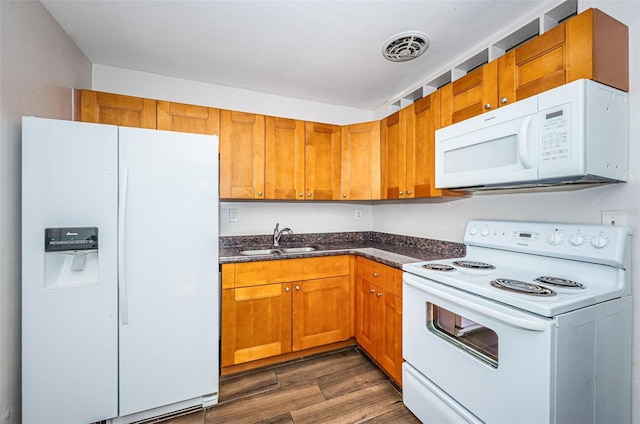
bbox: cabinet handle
[484,103,492,110]
[501,97,509,104]
[406,190,411,195]
[258,191,263,196]
[285,287,290,292]
[377,292,382,297]
[342,193,347,198]
[373,272,379,277]
[369,288,375,293]
[308,192,312,197]
[399,191,404,195]
[295,285,300,291]
[299,193,303,197]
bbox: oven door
[435,96,539,189]
[403,272,556,424]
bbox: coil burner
[422,264,456,272]
[452,260,495,270]
[490,278,556,297]
[535,276,584,289]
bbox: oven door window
[428,303,499,368]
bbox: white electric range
[402,219,632,424]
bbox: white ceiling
[41,0,549,110]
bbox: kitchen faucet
[273,223,293,247]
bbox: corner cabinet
[221,256,351,369]
[219,110,266,199]
[354,257,403,385]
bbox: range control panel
[45,227,98,252]
[464,220,631,267]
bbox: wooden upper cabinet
[340,121,381,200]
[220,110,266,199]
[156,101,219,135]
[265,117,305,200]
[304,122,341,201]
[381,110,408,199]
[440,60,498,127]
[77,90,156,129]
[565,8,628,92]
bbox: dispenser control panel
[45,227,98,252]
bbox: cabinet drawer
[356,257,386,283]
[302,255,350,280]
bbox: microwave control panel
[539,104,570,163]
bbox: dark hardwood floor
[162,346,420,424]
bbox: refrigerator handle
[118,166,129,325]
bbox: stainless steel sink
[281,247,317,253]
[239,249,279,256]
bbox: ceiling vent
[382,31,429,62]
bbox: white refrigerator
[22,117,219,423]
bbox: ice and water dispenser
[44,227,99,288]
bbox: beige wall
[0,1,91,422]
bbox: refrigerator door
[117,127,219,417]
[22,117,118,423]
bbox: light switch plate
[229,208,238,222]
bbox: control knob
[480,227,490,237]
[546,231,564,246]
[591,235,608,249]
[568,234,584,246]
[469,227,478,236]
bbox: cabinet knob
[369,288,375,293]
[500,97,509,104]
[295,285,300,291]
[399,191,403,195]
[377,292,382,297]
[406,190,411,195]
[299,193,303,197]
[285,287,290,292]
[308,192,312,197]
[342,193,347,198]
[373,272,379,277]
[258,191,263,196]
[484,103,492,110]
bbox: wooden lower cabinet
[221,256,351,368]
[355,257,403,385]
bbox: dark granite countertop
[219,232,465,270]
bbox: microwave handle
[518,116,532,169]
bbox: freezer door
[117,127,219,417]
[22,117,118,423]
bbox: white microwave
[435,79,628,191]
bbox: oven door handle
[404,278,548,332]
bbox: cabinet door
[499,22,567,104]
[220,110,265,199]
[378,291,403,385]
[292,276,350,351]
[265,117,305,200]
[440,61,498,127]
[221,283,292,367]
[354,277,376,355]
[304,122,341,200]
[78,90,156,129]
[381,110,408,199]
[156,101,219,135]
[340,121,381,200]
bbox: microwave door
[436,113,539,189]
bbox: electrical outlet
[229,208,238,222]
[601,210,625,226]
[355,209,362,220]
